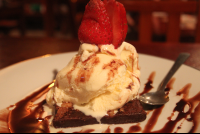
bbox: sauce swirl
[0,72,199,133]
[8,83,53,133]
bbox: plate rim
[0,51,199,133]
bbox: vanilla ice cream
[46,42,140,121]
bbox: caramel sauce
[133,74,140,84]
[126,82,134,90]
[129,53,134,72]
[65,54,100,85]
[103,59,124,81]
[66,56,81,85]
[105,50,116,56]
[76,56,100,84]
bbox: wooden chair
[119,0,200,43]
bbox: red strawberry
[104,0,128,48]
[78,0,128,49]
[78,0,112,45]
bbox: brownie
[53,106,99,128]
[101,99,146,124]
[53,99,146,128]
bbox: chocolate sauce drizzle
[0,72,200,133]
[114,127,123,133]
[73,129,95,133]
[103,126,111,133]
[57,130,64,133]
[140,73,200,133]
[8,82,53,133]
[151,84,200,133]
[126,124,142,133]
[0,108,10,133]
[139,72,155,96]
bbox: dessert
[46,0,146,128]
[1,1,200,132]
[53,100,146,128]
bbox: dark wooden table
[0,37,200,71]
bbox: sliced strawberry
[119,2,128,43]
[78,0,112,45]
[104,0,128,48]
[78,0,127,49]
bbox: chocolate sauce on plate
[8,82,53,133]
[151,84,200,133]
[139,72,155,96]
[114,127,123,133]
[142,106,165,133]
[0,72,200,133]
[57,130,64,133]
[0,108,10,133]
[103,126,111,133]
[126,124,142,133]
[73,129,95,133]
[140,73,200,133]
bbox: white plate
[0,52,199,133]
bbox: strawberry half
[78,0,128,49]
[104,0,128,48]
[78,0,112,45]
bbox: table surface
[0,37,200,71]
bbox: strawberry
[78,0,127,49]
[104,0,128,48]
[78,0,112,45]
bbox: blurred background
[0,0,199,42]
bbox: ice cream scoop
[46,42,140,120]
